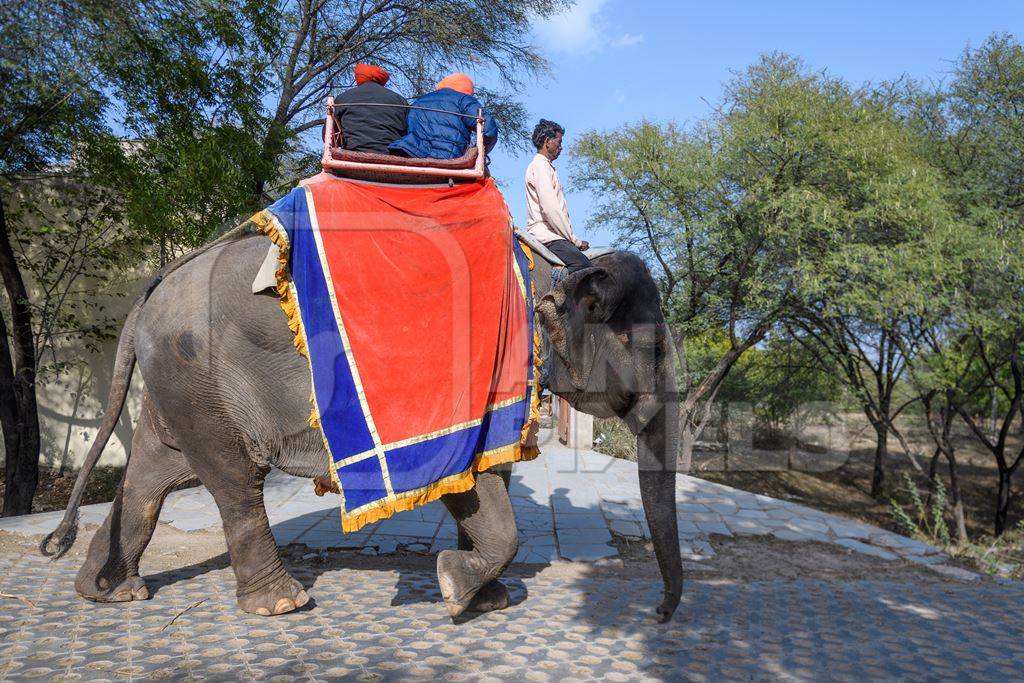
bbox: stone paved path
[0,434,975,577]
[1,546,1022,681]
[2,432,1021,680]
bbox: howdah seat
[321,96,487,183]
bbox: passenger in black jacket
[333,64,407,154]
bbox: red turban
[435,73,474,96]
[354,63,389,86]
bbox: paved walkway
[1,432,1021,681]
[0,434,975,576]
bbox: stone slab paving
[0,432,977,578]
[1,547,1022,681]
[4,432,1023,679]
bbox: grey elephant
[43,228,683,622]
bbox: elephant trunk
[636,393,682,623]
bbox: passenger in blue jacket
[388,73,498,160]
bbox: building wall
[1,176,152,471]
[33,276,148,470]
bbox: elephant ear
[537,266,622,389]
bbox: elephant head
[535,252,683,622]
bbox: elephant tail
[40,293,144,559]
[40,218,259,559]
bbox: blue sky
[488,0,1024,246]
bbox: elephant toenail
[274,598,295,614]
[295,590,309,608]
[256,607,271,616]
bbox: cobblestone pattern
[0,550,1022,681]
[0,434,975,580]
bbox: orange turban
[435,73,474,96]
[354,63,389,86]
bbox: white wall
[35,276,149,470]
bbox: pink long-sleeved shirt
[525,153,583,247]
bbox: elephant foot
[465,579,510,613]
[437,549,494,618]
[77,574,149,603]
[237,574,309,616]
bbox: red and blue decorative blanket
[252,173,539,532]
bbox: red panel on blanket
[304,175,529,444]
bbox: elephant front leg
[455,464,514,614]
[438,469,518,618]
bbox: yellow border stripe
[302,187,396,500]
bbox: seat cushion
[329,146,478,170]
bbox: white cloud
[536,0,643,55]
[611,32,644,48]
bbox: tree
[903,34,1024,536]
[1,0,278,512]
[4,176,138,374]
[251,0,568,198]
[0,1,113,514]
[572,54,949,473]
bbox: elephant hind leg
[174,438,308,616]
[438,469,518,618]
[76,396,195,603]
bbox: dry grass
[0,466,125,514]
[0,467,199,515]
[595,412,1024,577]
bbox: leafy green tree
[903,34,1024,536]
[1,0,278,511]
[252,0,569,197]
[572,54,949,473]
[0,1,115,514]
[745,335,842,439]
[85,0,278,261]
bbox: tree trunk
[924,447,941,510]
[0,196,40,516]
[994,468,1011,537]
[0,308,22,501]
[870,419,888,498]
[945,452,968,544]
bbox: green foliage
[571,53,955,462]
[746,337,842,430]
[895,35,1024,536]
[3,178,142,376]
[573,54,952,340]
[688,331,841,429]
[90,0,280,258]
[888,471,951,547]
[0,2,112,173]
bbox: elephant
[43,225,683,622]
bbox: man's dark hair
[532,119,565,151]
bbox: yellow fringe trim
[251,212,305,358]
[341,441,532,532]
[251,209,348,513]
[251,210,321,428]
[251,210,544,534]
[517,240,543,454]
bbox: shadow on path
[140,470,561,618]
